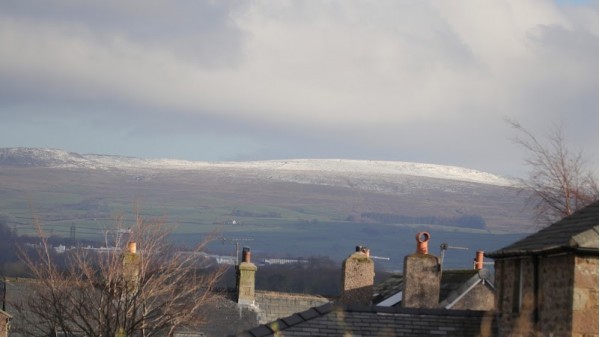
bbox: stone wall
[495,257,536,337]
[495,254,599,337]
[538,254,574,337]
[0,311,10,337]
[0,319,7,337]
[255,291,330,324]
[572,255,599,337]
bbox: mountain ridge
[0,147,515,188]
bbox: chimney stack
[127,241,137,254]
[236,247,257,306]
[340,245,375,306]
[123,241,140,290]
[401,232,441,308]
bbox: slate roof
[197,292,260,337]
[372,274,403,305]
[232,302,496,337]
[372,269,494,309]
[486,201,599,258]
[438,269,494,309]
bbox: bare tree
[12,213,224,337]
[507,119,598,224]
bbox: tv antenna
[355,245,390,261]
[370,255,391,261]
[221,236,254,265]
[70,224,76,244]
[439,242,469,271]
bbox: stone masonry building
[487,201,599,337]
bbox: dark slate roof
[486,201,599,258]
[232,302,496,337]
[372,273,403,305]
[198,293,260,337]
[4,278,45,337]
[372,269,494,308]
[439,269,494,309]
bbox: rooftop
[233,302,495,337]
[373,269,494,308]
[486,201,599,258]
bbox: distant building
[487,201,599,337]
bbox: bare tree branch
[506,118,599,225]
[12,213,225,337]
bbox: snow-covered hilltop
[0,147,516,187]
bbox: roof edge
[486,245,599,259]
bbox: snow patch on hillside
[0,148,516,187]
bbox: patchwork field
[0,149,535,270]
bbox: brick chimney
[340,245,375,305]
[236,247,257,306]
[401,232,441,308]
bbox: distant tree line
[358,212,487,230]
[0,217,23,276]
[230,209,282,218]
[0,215,111,277]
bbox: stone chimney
[340,245,375,305]
[127,241,136,254]
[123,241,140,291]
[236,247,257,306]
[401,232,441,308]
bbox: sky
[0,0,597,178]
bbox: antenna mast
[439,243,469,271]
[222,237,254,265]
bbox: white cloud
[0,0,596,174]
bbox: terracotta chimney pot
[242,247,251,263]
[474,250,484,270]
[416,232,430,254]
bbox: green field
[0,166,532,270]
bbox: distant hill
[0,147,534,268]
[0,147,515,186]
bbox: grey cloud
[0,1,596,177]
[0,0,247,68]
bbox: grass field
[0,166,532,270]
